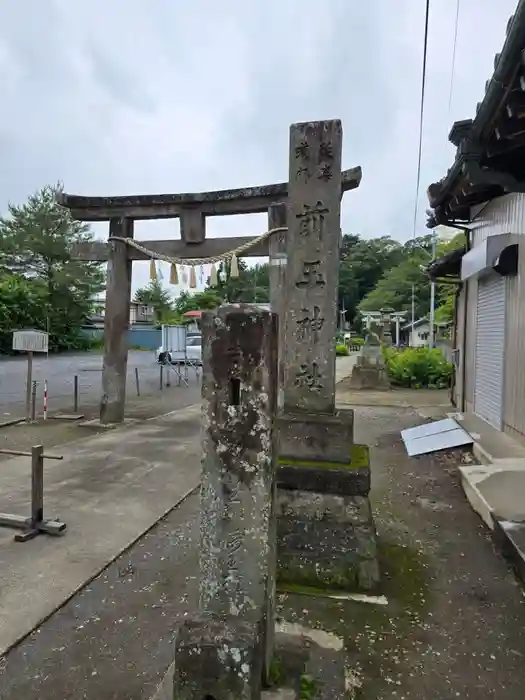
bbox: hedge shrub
[336,344,350,356]
[382,346,453,389]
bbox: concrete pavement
[2,402,525,698]
[0,403,202,655]
[0,355,356,657]
[334,352,359,384]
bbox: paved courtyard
[1,400,524,699]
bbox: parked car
[157,334,202,365]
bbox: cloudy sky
[0,0,518,292]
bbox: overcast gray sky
[0,0,517,292]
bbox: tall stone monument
[276,121,379,591]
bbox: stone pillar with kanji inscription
[172,305,278,699]
[276,120,379,592]
[278,120,354,463]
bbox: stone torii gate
[58,149,361,425]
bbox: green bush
[336,344,349,356]
[382,346,453,389]
[351,337,365,346]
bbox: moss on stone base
[277,552,380,593]
[278,442,370,471]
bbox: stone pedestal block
[278,409,354,465]
[278,442,370,497]
[173,615,262,699]
[276,443,379,592]
[276,489,379,592]
[347,355,390,391]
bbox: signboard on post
[12,329,49,423]
[13,329,49,354]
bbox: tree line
[0,184,463,355]
[136,232,464,332]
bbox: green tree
[338,234,403,326]
[133,279,173,322]
[174,289,223,315]
[433,232,465,325]
[211,259,268,303]
[359,254,431,319]
[358,231,466,323]
[0,184,104,351]
[0,276,48,354]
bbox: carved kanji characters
[295,260,326,287]
[294,362,324,390]
[296,306,325,342]
[295,139,310,162]
[295,201,329,239]
[318,140,333,162]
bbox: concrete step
[492,516,525,584]
[459,461,525,529]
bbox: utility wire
[411,0,431,240]
[411,0,431,334]
[447,0,461,119]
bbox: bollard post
[43,380,48,420]
[30,381,37,422]
[159,364,163,390]
[31,445,44,527]
[172,304,278,698]
[25,351,33,423]
[73,375,79,413]
[135,367,140,396]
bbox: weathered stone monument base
[276,444,379,592]
[173,615,263,699]
[346,354,390,391]
[278,411,354,464]
[153,624,350,700]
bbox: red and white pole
[43,380,48,420]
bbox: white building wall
[465,193,525,439]
[471,193,525,244]
[405,323,430,347]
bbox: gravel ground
[1,405,524,699]
[0,351,184,422]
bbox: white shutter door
[474,274,506,429]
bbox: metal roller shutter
[474,273,506,429]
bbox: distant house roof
[427,3,525,227]
[401,317,452,331]
[401,317,429,331]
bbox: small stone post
[380,307,394,346]
[100,217,133,424]
[173,304,278,700]
[268,202,287,409]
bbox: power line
[411,0,431,336]
[411,0,431,240]
[447,0,461,118]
